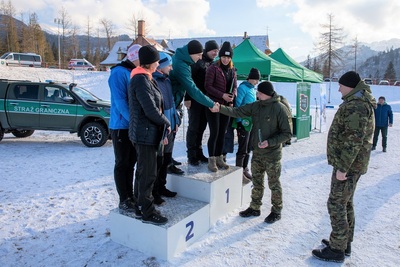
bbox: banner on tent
[296,82,311,140]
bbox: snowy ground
[0,67,399,266]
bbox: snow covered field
[0,67,399,266]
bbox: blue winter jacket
[235,81,256,123]
[152,71,181,130]
[108,61,134,129]
[374,102,393,127]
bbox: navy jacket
[374,102,393,127]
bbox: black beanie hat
[219,41,233,58]
[205,40,219,52]
[339,71,361,88]
[187,40,203,55]
[247,68,261,80]
[139,45,160,65]
[257,81,275,96]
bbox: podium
[110,164,251,261]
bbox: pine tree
[384,61,396,82]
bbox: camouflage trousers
[249,155,282,213]
[328,170,361,251]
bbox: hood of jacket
[173,44,195,66]
[130,66,152,79]
[343,81,377,109]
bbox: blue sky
[9,0,400,60]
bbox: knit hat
[187,40,203,55]
[126,44,141,62]
[219,41,233,58]
[257,81,275,96]
[139,45,160,65]
[157,52,172,69]
[247,68,260,80]
[338,71,361,88]
[205,40,219,52]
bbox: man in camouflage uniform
[312,71,376,263]
[210,81,292,223]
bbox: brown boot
[216,155,229,170]
[208,156,218,172]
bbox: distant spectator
[372,96,393,152]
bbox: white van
[68,59,96,71]
[0,52,42,67]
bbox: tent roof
[270,48,323,83]
[232,39,303,82]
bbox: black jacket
[128,68,170,145]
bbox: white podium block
[110,196,209,261]
[241,178,253,207]
[167,164,243,225]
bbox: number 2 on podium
[186,221,194,242]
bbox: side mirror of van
[62,96,74,103]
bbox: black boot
[160,188,177,198]
[312,246,345,263]
[167,164,185,175]
[264,212,281,223]
[187,150,200,166]
[197,149,208,163]
[321,239,351,256]
[239,207,260,217]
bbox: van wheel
[12,129,35,138]
[80,122,108,147]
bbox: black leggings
[206,109,230,157]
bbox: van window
[16,85,39,100]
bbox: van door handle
[41,104,50,107]
[9,102,19,106]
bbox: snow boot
[321,239,351,256]
[216,155,229,170]
[312,246,345,263]
[208,156,218,172]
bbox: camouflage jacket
[327,81,376,175]
[220,94,292,161]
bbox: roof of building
[101,34,271,66]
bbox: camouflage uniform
[220,94,292,214]
[326,81,376,251]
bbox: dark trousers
[236,122,252,168]
[135,143,157,217]
[206,109,230,157]
[153,152,172,197]
[223,119,235,155]
[111,129,137,203]
[186,100,208,159]
[372,126,388,148]
[328,170,361,251]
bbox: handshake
[209,102,220,113]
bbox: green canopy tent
[270,48,323,83]
[232,39,303,82]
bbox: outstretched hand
[209,102,220,113]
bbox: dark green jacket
[169,44,214,108]
[220,94,292,160]
[327,81,376,174]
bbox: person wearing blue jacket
[108,44,141,214]
[234,68,260,179]
[152,52,183,205]
[372,96,393,152]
